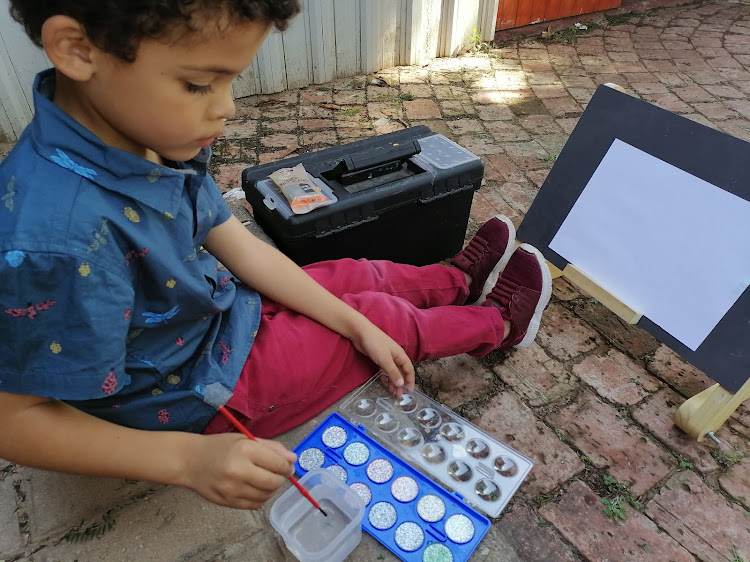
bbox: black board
[517,85,750,393]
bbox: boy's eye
[185,82,214,95]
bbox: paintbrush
[218,405,328,517]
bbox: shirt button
[268,405,275,412]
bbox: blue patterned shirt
[0,70,261,432]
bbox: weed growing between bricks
[531,489,562,509]
[672,452,695,469]
[0,464,13,480]
[602,476,643,513]
[63,513,116,543]
[11,476,30,543]
[713,448,745,468]
[731,545,746,562]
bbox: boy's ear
[41,15,98,82]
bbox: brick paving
[2,0,749,560]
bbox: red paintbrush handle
[219,405,258,441]
[287,474,322,510]
[217,406,322,511]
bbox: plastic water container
[269,468,364,562]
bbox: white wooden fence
[0,0,499,141]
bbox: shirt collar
[28,69,210,217]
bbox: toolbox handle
[323,140,421,186]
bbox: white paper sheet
[550,139,750,351]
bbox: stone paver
[645,344,714,397]
[568,298,661,359]
[402,98,442,120]
[28,485,270,562]
[548,390,676,496]
[4,1,750,560]
[493,342,578,407]
[632,387,721,473]
[536,301,602,361]
[645,470,750,562]
[211,162,255,190]
[0,475,24,559]
[719,457,750,509]
[22,470,157,543]
[540,481,695,561]
[475,391,584,496]
[498,502,580,561]
[417,354,494,409]
[572,349,662,406]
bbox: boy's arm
[0,390,296,509]
[203,215,415,394]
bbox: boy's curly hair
[10,0,301,62]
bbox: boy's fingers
[377,364,414,397]
[247,442,295,480]
[395,354,415,391]
[242,462,290,492]
[378,371,390,387]
[384,352,415,392]
[259,438,297,465]
[381,361,404,387]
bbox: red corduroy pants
[203,258,505,438]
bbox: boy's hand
[351,324,415,398]
[180,433,297,509]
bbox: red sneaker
[482,243,552,348]
[450,215,516,303]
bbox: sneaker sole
[476,214,517,304]
[515,243,553,348]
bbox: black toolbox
[241,126,484,266]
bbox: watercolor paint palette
[339,375,533,518]
[293,412,490,562]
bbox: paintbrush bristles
[319,507,328,517]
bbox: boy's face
[72,17,271,163]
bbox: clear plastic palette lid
[339,373,534,518]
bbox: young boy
[0,0,551,510]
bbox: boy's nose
[212,87,236,121]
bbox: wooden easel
[514,83,750,444]
[546,261,750,443]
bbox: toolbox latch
[322,140,422,192]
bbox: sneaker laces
[458,237,489,267]
[486,275,519,310]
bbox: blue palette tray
[293,412,490,562]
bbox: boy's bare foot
[451,215,515,303]
[482,244,552,348]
